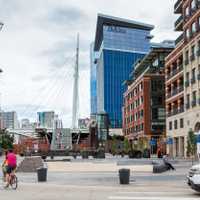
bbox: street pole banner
[197,134,200,154]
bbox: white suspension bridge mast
[72,34,79,129]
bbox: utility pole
[72,34,79,129]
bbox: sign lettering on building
[107,26,126,34]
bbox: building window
[185,50,189,62]
[141,123,144,131]
[141,82,143,90]
[185,6,190,17]
[169,121,172,130]
[141,96,144,104]
[191,45,195,56]
[185,71,190,87]
[192,91,197,107]
[186,94,190,108]
[186,28,190,39]
[174,120,178,129]
[191,68,196,83]
[198,16,200,27]
[191,0,196,10]
[158,108,165,120]
[152,108,158,120]
[141,110,144,118]
[180,118,184,128]
[192,22,196,33]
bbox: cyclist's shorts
[6,165,16,174]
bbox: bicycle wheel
[10,175,18,190]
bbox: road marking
[108,197,199,200]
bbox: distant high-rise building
[37,111,55,128]
[1,111,18,129]
[91,14,154,128]
[21,118,31,129]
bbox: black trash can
[119,168,130,184]
[37,167,47,182]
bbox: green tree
[124,138,131,154]
[0,129,14,150]
[187,129,196,157]
[111,136,117,155]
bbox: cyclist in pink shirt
[5,149,17,187]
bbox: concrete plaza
[0,156,200,200]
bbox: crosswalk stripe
[108,196,199,200]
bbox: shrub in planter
[143,148,150,158]
[81,151,89,159]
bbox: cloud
[0,0,178,127]
[48,6,88,26]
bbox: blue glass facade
[103,25,150,53]
[103,50,145,128]
[91,15,153,128]
[90,43,98,114]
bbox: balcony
[172,88,178,96]
[166,92,172,99]
[192,100,197,107]
[174,0,183,14]
[173,108,179,115]
[166,74,172,80]
[167,112,173,117]
[191,77,196,84]
[178,86,184,92]
[175,15,183,31]
[185,80,190,87]
[190,54,195,62]
[179,64,183,71]
[179,105,184,113]
[184,58,189,65]
[172,68,179,76]
[175,33,183,45]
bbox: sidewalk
[47,161,153,172]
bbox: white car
[187,164,200,192]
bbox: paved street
[0,179,199,200]
[0,157,199,199]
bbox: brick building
[123,42,174,153]
[166,0,200,158]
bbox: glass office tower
[91,14,154,128]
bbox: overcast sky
[0,0,178,127]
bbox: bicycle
[4,171,18,190]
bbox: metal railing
[174,0,183,11]
[175,33,183,45]
[179,106,184,113]
[175,15,183,27]
[178,86,184,92]
[172,88,179,96]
